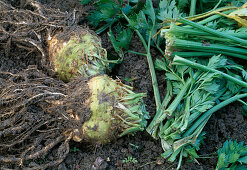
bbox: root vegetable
[48,26,110,82]
[0,2,111,82]
[0,67,149,169]
[78,75,149,144]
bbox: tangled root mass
[0,66,91,169]
[0,0,80,72]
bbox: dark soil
[1,0,247,169]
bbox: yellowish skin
[81,75,121,144]
[48,28,108,82]
[48,28,148,144]
[69,75,148,145]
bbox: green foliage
[108,28,133,60]
[176,0,189,10]
[122,156,138,164]
[158,0,182,22]
[70,146,81,152]
[108,28,132,51]
[207,55,227,69]
[152,51,247,169]
[115,28,133,50]
[124,77,134,82]
[216,140,247,170]
[87,0,181,49]
[129,143,141,151]
[87,0,122,30]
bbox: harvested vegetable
[0,67,149,169]
[48,26,110,82]
[86,0,184,112]
[160,4,247,60]
[147,55,247,169]
[145,3,247,168]
[0,1,114,82]
[86,0,186,114]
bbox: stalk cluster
[147,4,247,169]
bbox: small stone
[121,148,127,153]
[156,159,164,165]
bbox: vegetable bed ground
[1,0,247,169]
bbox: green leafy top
[153,53,247,168]
[87,0,122,28]
[157,0,183,22]
[86,0,183,49]
[217,140,247,170]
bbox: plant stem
[166,23,247,39]
[187,88,227,126]
[186,6,236,21]
[179,17,247,46]
[164,78,192,117]
[237,99,247,106]
[128,50,147,56]
[183,93,247,137]
[146,80,172,137]
[127,13,161,110]
[190,0,197,16]
[147,72,199,132]
[169,39,247,60]
[183,9,235,29]
[171,52,214,57]
[197,10,231,24]
[175,39,247,55]
[135,30,161,111]
[122,12,161,111]
[213,0,223,10]
[173,56,247,88]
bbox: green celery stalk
[189,0,197,16]
[173,39,247,55]
[147,72,200,136]
[183,93,247,137]
[168,39,247,60]
[178,17,247,46]
[163,23,247,39]
[173,56,247,88]
[171,52,215,57]
[146,80,173,138]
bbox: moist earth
[0,0,246,169]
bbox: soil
[1,0,247,170]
